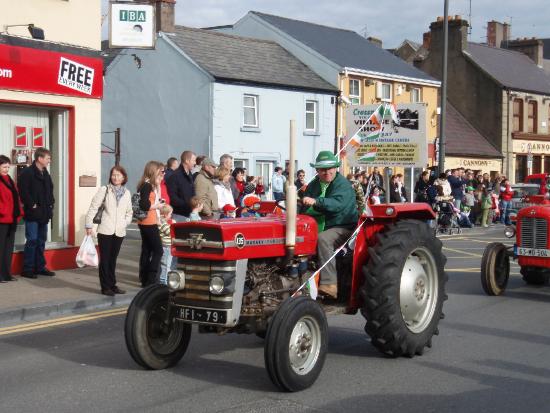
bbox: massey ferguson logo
[58,57,94,95]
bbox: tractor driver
[301,151,359,299]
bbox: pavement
[0,237,142,326]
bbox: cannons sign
[345,103,428,168]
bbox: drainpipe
[506,89,511,180]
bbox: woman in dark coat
[0,155,22,282]
[414,170,431,203]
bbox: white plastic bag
[76,235,99,268]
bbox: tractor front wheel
[360,219,447,357]
[125,285,191,370]
[481,243,510,295]
[264,296,328,392]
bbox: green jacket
[301,172,359,230]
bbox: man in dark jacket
[301,151,358,299]
[166,150,196,221]
[447,169,467,210]
[18,147,55,278]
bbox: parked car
[525,173,550,195]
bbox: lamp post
[438,0,449,175]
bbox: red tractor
[481,204,550,295]
[124,126,447,391]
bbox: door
[256,161,275,200]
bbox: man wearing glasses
[301,151,358,299]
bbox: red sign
[32,127,44,147]
[0,43,103,99]
[14,126,27,147]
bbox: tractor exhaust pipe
[283,119,297,267]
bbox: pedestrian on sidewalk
[17,147,55,279]
[166,151,196,222]
[158,204,175,285]
[480,187,492,227]
[272,167,286,202]
[137,161,165,287]
[194,157,219,219]
[85,165,133,296]
[499,179,514,225]
[0,155,22,283]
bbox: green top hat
[310,150,341,169]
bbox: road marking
[0,307,128,336]
[446,267,481,273]
[443,246,482,258]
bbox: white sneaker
[483,224,489,227]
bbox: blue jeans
[23,221,48,272]
[500,200,512,225]
[159,245,172,285]
[273,192,284,202]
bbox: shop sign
[345,103,427,168]
[445,157,502,171]
[0,44,103,99]
[110,2,155,49]
[513,140,550,155]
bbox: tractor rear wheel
[480,243,510,295]
[264,296,328,392]
[360,219,447,357]
[520,267,550,285]
[125,285,191,370]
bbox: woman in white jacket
[85,166,133,296]
[214,167,236,213]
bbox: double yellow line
[0,307,128,337]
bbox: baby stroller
[433,200,462,235]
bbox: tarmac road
[1,225,550,413]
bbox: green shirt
[306,181,329,231]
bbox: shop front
[512,139,550,183]
[0,35,103,272]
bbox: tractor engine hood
[171,215,318,261]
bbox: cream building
[0,0,103,271]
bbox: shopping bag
[76,235,99,268]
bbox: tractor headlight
[209,276,225,295]
[504,226,516,238]
[167,270,185,290]
[385,207,395,216]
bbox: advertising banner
[345,103,428,168]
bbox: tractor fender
[369,203,436,221]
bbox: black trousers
[0,223,17,280]
[138,224,163,287]
[97,233,124,292]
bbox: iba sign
[109,2,155,49]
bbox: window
[376,82,392,101]
[305,100,317,131]
[234,159,247,170]
[515,154,527,183]
[410,87,421,103]
[533,155,542,174]
[243,94,258,127]
[513,99,523,132]
[349,79,360,105]
[528,101,537,133]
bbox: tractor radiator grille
[173,259,236,309]
[520,217,547,249]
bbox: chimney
[153,0,175,33]
[429,15,469,54]
[486,20,511,48]
[423,32,431,50]
[505,38,544,67]
[367,36,382,48]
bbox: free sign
[58,57,94,95]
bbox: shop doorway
[0,104,68,250]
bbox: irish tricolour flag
[360,146,377,162]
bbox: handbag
[92,186,108,224]
[132,191,148,221]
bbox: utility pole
[438,0,449,175]
[114,127,121,166]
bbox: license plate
[516,247,550,257]
[177,307,227,324]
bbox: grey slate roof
[169,26,338,93]
[101,40,122,70]
[445,103,502,158]
[250,11,438,83]
[465,42,550,94]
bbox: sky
[101,0,549,49]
